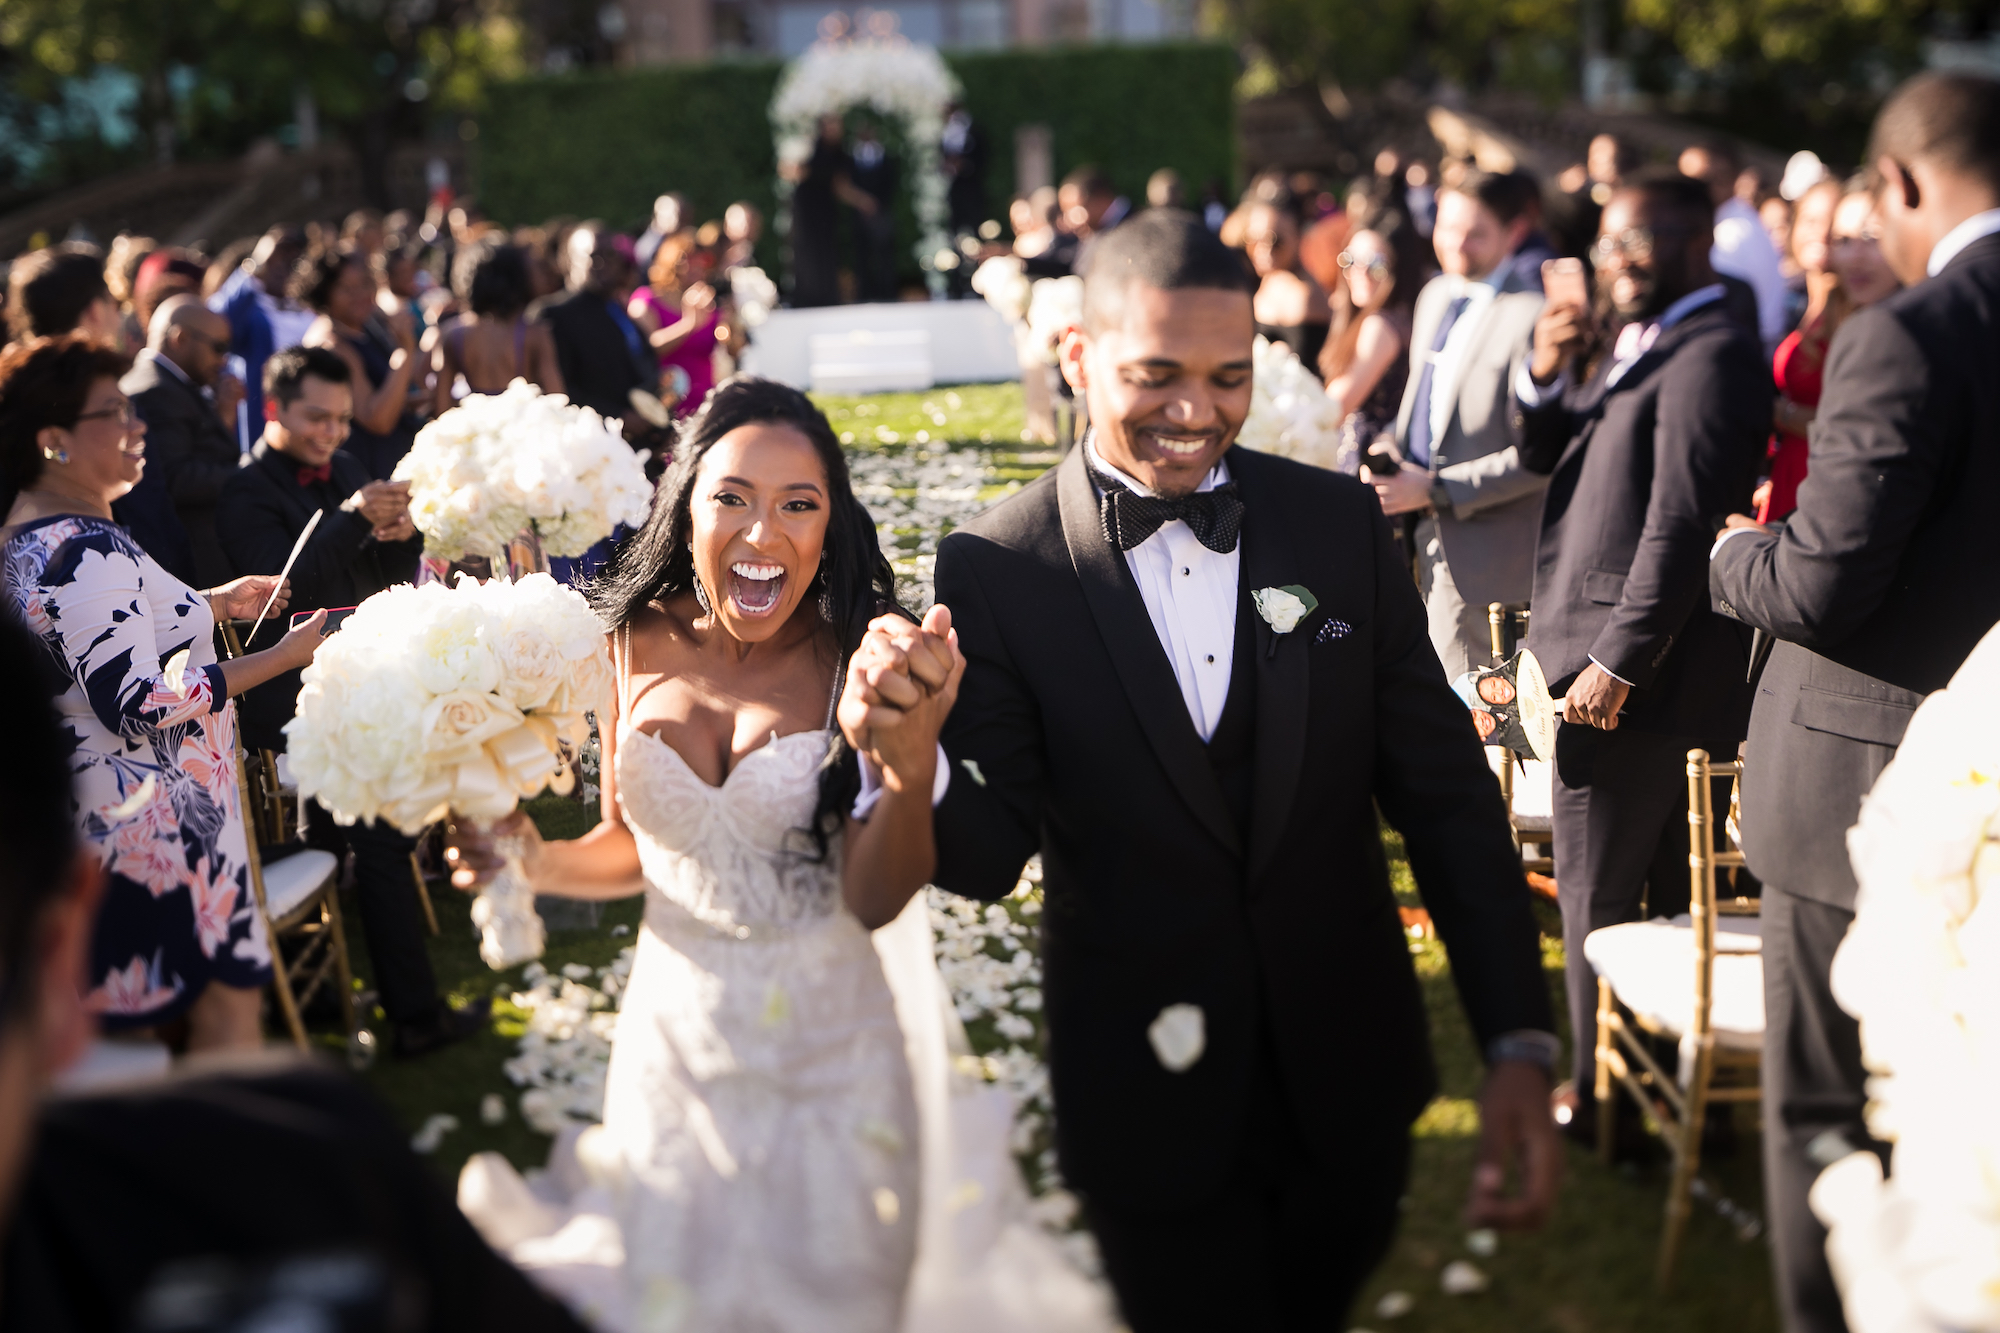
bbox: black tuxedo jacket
[540,290,653,421]
[218,442,423,751]
[123,352,243,588]
[1518,301,1772,738]
[1712,232,2000,906]
[930,445,1552,1208]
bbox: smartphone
[292,606,357,635]
[1363,445,1402,476]
[1542,257,1589,310]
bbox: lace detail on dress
[617,725,844,940]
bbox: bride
[448,378,1110,1333]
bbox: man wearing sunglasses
[1516,170,1772,1137]
[120,294,246,588]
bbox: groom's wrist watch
[1486,1029,1561,1072]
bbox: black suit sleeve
[1711,304,1946,648]
[930,535,1046,903]
[146,395,237,509]
[1593,331,1769,687]
[1516,387,1574,475]
[1363,505,1556,1048]
[219,471,376,603]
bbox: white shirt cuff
[1709,525,1765,560]
[1515,361,1567,408]
[1587,655,1635,688]
[853,743,952,820]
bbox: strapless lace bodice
[616,724,845,939]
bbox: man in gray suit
[1368,170,1549,678]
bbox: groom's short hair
[1081,209,1257,333]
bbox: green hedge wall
[473,42,1237,260]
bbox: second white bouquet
[286,574,614,968]
[1234,335,1345,471]
[394,380,655,562]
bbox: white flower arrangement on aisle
[1233,335,1345,470]
[971,255,1033,325]
[1025,275,1083,363]
[730,266,780,329]
[392,380,654,562]
[769,34,959,297]
[1811,620,2000,1333]
[285,574,615,969]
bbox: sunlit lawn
[340,380,1775,1330]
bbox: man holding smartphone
[1371,170,1550,681]
[218,347,485,1059]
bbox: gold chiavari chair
[1586,748,1764,1288]
[219,621,355,1050]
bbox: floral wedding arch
[769,22,959,297]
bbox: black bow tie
[1096,475,1245,554]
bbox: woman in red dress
[1758,177,1902,521]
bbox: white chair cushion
[261,848,339,919]
[1486,751,1555,834]
[1583,920,1764,1049]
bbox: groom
[853,211,1560,1329]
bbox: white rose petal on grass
[1374,1290,1415,1319]
[1466,1228,1498,1258]
[1440,1260,1489,1295]
[1148,1003,1206,1072]
[411,1113,460,1154]
[480,1093,507,1126]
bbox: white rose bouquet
[393,381,654,562]
[286,574,614,969]
[1811,621,2000,1333]
[1234,335,1345,471]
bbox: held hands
[1529,300,1591,386]
[208,575,290,622]
[444,811,544,892]
[349,480,412,532]
[1467,1059,1562,1230]
[1562,661,1629,731]
[838,604,966,796]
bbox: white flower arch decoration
[770,28,959,298]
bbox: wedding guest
[1147,168,1185,210]
[542,225,656,421]
[1242,200,1331,370]
[851,120,900,304]
[1711,72,2000,1333]
[0,617,589,1333]
[119,295,242,587]
[6,245,124,349]
[1757,176,1902,524]
[1,334,325,1052]
[1015,187,1076,277]
[629,236,719,418]
[942,100,989,238]
[634,193,686,273]
[217,346,483,1060]
[343,208,387,260]
[432,238,566,411]
[1518,171,1771,1130]
[131,247,208,333]
[1376,169,1549,679]
[917,211,1560,1331]
[1682,140,1791,351]
[1322,211,1425,466]
[208,226,310,419]
[1061,165,1131,274]
[295,247,421,480]
[722,201,763,274]
[103,233,157,344]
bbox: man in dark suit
[1516,171,1772,1124]
[855,211,1561,1330]
[1709,72,2000,1333]
[540,225,655,421]
[121,295,242,587]
[217,346,485,1060]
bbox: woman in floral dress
[1,335,329,1050]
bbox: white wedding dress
[460,667,1113,1333]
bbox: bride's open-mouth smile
[726,559,787,617]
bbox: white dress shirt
[1421,273,1502,449]
[1088,442,1240,742]
[1928,208,2000,275]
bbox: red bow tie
[296,463,332,486]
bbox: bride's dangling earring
[817,550,834,621]
[688,541,712,614]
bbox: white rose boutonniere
[1253,585,1319,636]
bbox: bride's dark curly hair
[589,375,909,859]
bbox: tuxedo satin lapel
[1055,448,1241,856]
[1231,452,1309,882]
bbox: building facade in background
[614,0,1195,63]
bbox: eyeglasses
[1338,250,1392,280]
[73,400,137,427]
[1592,225,1689,264]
